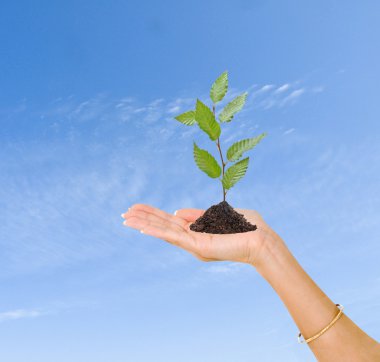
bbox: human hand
[122,205,380,361]
[121,204,283,267]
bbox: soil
[189,200,257,234]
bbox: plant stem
[216,138,227,201]
[213,105,227,201]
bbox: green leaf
[219,92,248,123]
[195,99,221,141]
[226,133,267,162]
[193,142,221,178]
[210,71,228,103]
[222,157,249,190]
[174,110,196,126]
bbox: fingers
[124,209,184,233]
[125,203,188,230]
[174,208,205,222]
[125,214,214,261]
[122,207,196,251]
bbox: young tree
[174,71,266,201]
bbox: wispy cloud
[0,309,43,322]
[254,84,276,95]
[242,81,315,111]
[283,128,295,135]
[280,88,305,107]
[0,298,100,323]
[166,97,194,114]
[274,84,290,94]
[201,262,248,275]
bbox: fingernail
[121,213,124,218]
[140,230,144,234]
[174,210,178,216]
[128,207,131,211]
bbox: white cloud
[0,309,43,322]
[252,84,275,97]
[243,81,318,110]
[132,107,147,113]
[283,128,295,135]
[202,262,248,275]
[148,98,165,107]
[261,84,274,91]
[274,84,290,94]
[115,97,136,108]
[167,105,181,114]
[280,88,305,107]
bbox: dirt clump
[189,201,257,234]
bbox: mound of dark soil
[189,201,257,234]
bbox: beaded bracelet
[298,304,344,344]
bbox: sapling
[174,71,267,234]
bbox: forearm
[252,236,380,361]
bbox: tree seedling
[173,71,267,234]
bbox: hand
[122,204,380,361]
[121,203,283,267]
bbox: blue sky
[1,1,379,361]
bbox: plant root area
[189,201,257,234]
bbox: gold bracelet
[297,304,344,344]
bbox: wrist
[248,230,295,281]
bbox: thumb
[174,208,205,222]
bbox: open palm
[122,203,276,266]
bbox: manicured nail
[174,210,178,216]
[140,230,144,234]
[121,213,125,218]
